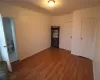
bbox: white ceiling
[1,0,100,15]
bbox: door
[60,21,72,51]
[0,15,12,71]
[80,18,95,59]
[3,18,19,63]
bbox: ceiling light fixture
[48,0,55,7]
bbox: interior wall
[94,18,100,80]
[0,2,51,60]
[51,13,73,26]
[72,8,97,59]
[0,2,100,80]
[71,7,100,80]
[51,13,73,50]
[52,7,100,80]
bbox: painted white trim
[0,15,12,71]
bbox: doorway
[3,17,19,63]
[51,26,59,48]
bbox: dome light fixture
[48,0,55,7]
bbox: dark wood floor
[10,48,93,80]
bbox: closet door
[60,21,72,51]
[80,18,95,59]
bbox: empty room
[0,0,100,80]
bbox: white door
[80,18,95,59]
[0,15,12,71]
[60,21,72,51]
[3,18,19,63]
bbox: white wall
[0,2,100,80]
[0,2,51,60]
[71,7,100,80]
[71,8,97,59]
[94,18,100,80]
[52,7,100,80]
[52,13,73,26]
[51,13,73,50]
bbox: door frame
[51,26,60,48]
[3,17,19,62]
[0,15,12,71]
[10,18,19,62]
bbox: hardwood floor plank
[11,48,93,80]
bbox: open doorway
[3,17,19,63]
